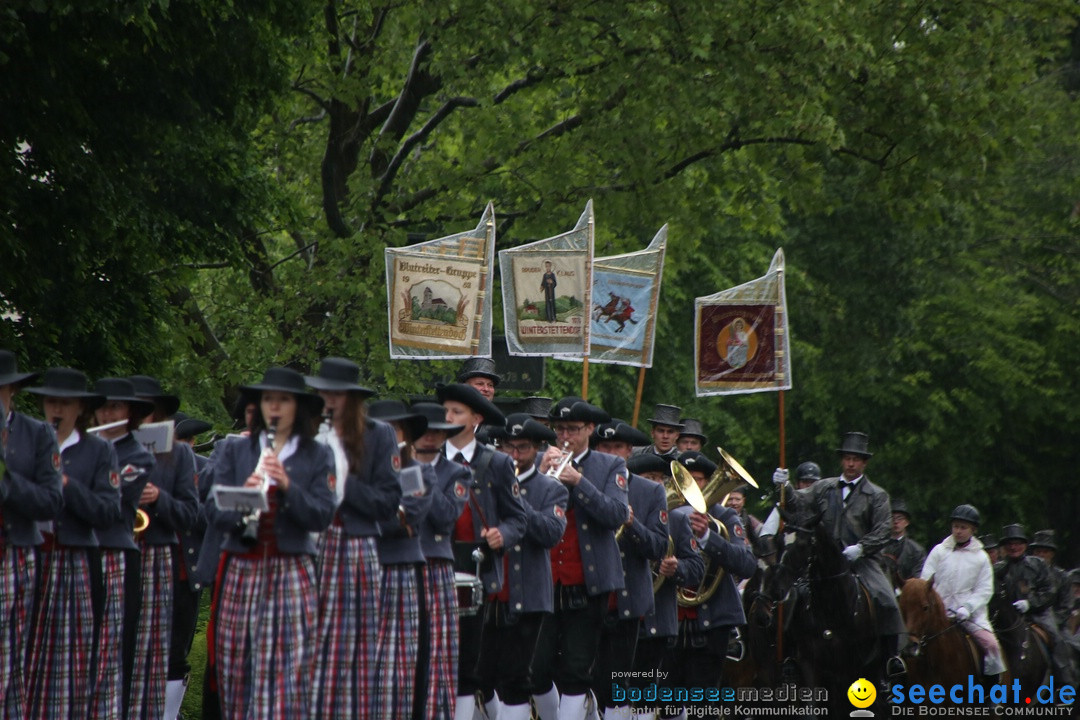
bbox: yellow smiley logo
[847,678,876,709]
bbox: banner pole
[582,357,589,399]
[778,389,786,468]
[631,366,646,426]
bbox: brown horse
[899,578,984,696]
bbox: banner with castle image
[499,201,594,358]
[385,203,495,358]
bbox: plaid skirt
[310,528,381,720]
[127,545,173,720]
[89,549,126,720]
[1,545,34,719]
[421,560,459,720]
[215,554,317,720]
[373,563,422,720]
[26,546,94,720]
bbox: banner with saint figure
[499,201,594,358]
[385,203,495,358]
[589,224,667,367]
[694,248,791,396]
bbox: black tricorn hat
[305,357,374,395]
[456,357,501,385]
[1029,529,1057,551]
[999,523,1029,543]
[592,420,649,447]
[129,375,181,417]
[646,404,684,429]
[549,397,609,425]
[94,378,156,421]
[368,399,427,441]
[0,350,39,387]
[436,383,506,425]
[520,396,553,419]
[172,411,214,440]
[627,453,672,477]
[491,413,557,445]
[679,451,718,477]
[25,368,105,409]
[677,418,707,442]
[890,499,912,519]
[835,431,872,458]
[240,367,324,416]
[410,401,464,437]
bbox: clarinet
[240,417,278,546]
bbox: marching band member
[88,377,157,720]
[24,368,120,718]
[204,367,335,719]
[307,358,401,720]
[481,414,568,720]
[367,400,433,720]
[410,401,471,720]
[437,382,526,720]
[665,452,754,713]
[532,398,629,720]
[591,421,668,720]
[0,351,63,718]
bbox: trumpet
[239,417,278,546]
[134,508,150,539]
[551,441,574,480]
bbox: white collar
[446,437,477,463]
[59,428,80,453]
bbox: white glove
[842,544,863,562]
[1012,599,1030,614]
[772,468,789,487]
[954,606,971,621]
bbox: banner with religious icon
[588,224,667,367]
[694,248,791,396]
[385,203,495,359]
[499,201,594,358]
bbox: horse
[988,587,1050,696]
[898,578,984,697]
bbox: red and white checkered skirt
[373,563,422,719]
[311,527,381,719]
[88,548,126,720]
[1,545,34,717]
[421,559,459,720]
[26,546,94,719]
[215,554,318,720]
[127,544,173,720]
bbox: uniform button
[515,603,522,610]
[514,564,521,570]
[435,534,443,542]
[704,620,711,627]
[521,489,528,495]
[619,552,625,558]
[582,523,589,530]
[621,590,628,596]
[650,628,657,635]
[624,610,630,617]
[514,545,521,552]
[590,585,598,593]
[588,565,594,571]
[585,544,591,551]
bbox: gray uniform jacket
[0,412,63,546]
[614,473,668,620]
[56,433,121,547]
[506,466,567,614]
[376,462,433,565]
[141,442,200,547]
[567,449,630,596]
[418,454,471,562]
[641,508,705,639]
[96,433,155,550]
[684,504,756,632]
[335,420,402,537]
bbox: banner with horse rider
[589,224,667,368]
[384,202,495,359]
[694,248,791,396]
[499,201,593,359]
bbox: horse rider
[629,404,683,461]
[675,418,707,454]
[880,499,925,590]
[772,431,909,679]
[995,524,1077,687]
[1028,530,1074,631]
[919,504,1006,677]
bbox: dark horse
[899,578,985,698]
[988,586,1050,696]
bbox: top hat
[491,413,557,445]
[24,368,105,409]
[677,418,707,442]
[592,420,649,447]
[368,399,428,441]
[519,396,553,420]
[999,524,1029,544]
[436,383,505,425]
[0,350,39,387]
[305,357,375,395]
[456,357,500,385]
[410,402,464,437]
[549,398,610,425]
[94,378,156,421]
[835,431,872,458]
[129,375,182,417]
[1028,529,1057,551]
[646,404,685,429]
[890,499,912,519]
[240,367,325,416]
[679,451,718,477]
[627,453,672,477]
[172,411,214,441]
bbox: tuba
[669,447,758,607]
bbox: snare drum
[454,571,483,617]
